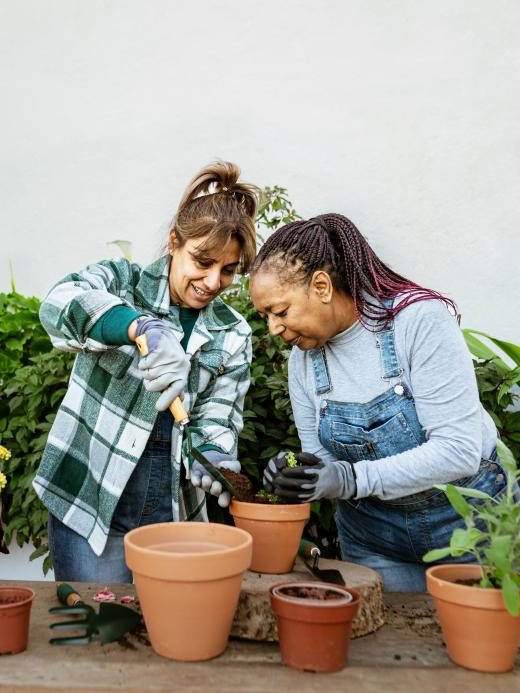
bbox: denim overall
[310,317,506,592]
[49,411,173,582]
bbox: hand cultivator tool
[299,540,346,585]
[49,584,142,645]
[135,334,239,498]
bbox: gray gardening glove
[136,317,190,411]
[272,453,357,502]
[190,450,241,508]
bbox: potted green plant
[423,440,520,672]
[228,452,311,574]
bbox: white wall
[1,0,519,578]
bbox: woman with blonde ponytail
[34,162,260,581]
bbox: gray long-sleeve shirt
[288,298,497,500]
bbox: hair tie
[311,216,330,233]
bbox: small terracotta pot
[0,587,35,654]
[270,581,361,672]
[124,522,252,661]
[229,500,310,573]
[426,564,520,672]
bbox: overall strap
[309,347,332,395]
[376,299,404,382]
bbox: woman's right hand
[135,317,190,411]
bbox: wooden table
[0,580,518,692]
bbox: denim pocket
[328,411,420,462]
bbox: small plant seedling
[256,489,284,504]
[286,451,298,468]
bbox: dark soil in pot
[279,585,345,600]
[219,469,288,504]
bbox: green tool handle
[299,539,320,560]
[57,583,83,607]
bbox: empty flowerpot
[0,586,35,654]
[229,500,310,573]
[124,521,252,661]
[270,581,361,672]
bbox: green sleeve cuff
[89,306,144,345]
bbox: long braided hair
[250,213,456,327]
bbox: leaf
[436,484,492,501]
[463,330,507,366]
[464,329,520,367]
[496,440,517,476]
[501,573,520,616]
[444,485,473,518]
[422,547,454,562]
[107,240,132,261]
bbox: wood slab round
[231,556,386,641]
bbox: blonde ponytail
[173,161,260,272]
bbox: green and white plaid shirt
[33,256,252,555]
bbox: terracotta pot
[124,522,252,661]
[0,587,35,654]
[229,500,310,574]
[270,581,361,672]
[426,564,520,672]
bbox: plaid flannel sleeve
[39,259,138,353]
[186,331,252,458]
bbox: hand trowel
[135,334,238,498]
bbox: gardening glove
[272,453,357,502]
[263,451,291,493]
[190,450,241,508]
[136,317,190,411]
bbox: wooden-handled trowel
[135,334,238,498]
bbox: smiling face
[250,269,358,350]
[168,231,241,308]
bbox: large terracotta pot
[0,587,35,654]
[426,564,520,672]
[270,581,361,672]
[229,500,310,574]
[124,522,252,661]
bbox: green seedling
[286,451,298,468]
[423,440,520,616]
[256,489,284,505]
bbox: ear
[310,271,333,303]
[168,228,180,254]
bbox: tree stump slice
[231,556,386,641]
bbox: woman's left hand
[189,451,240,508]
[272,453,357,502]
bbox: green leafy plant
[463,330,520,463]
[423,440,520,616]
[0,290,75,570]
[0,292,53,390]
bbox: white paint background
[1,1,519,578]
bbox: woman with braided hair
[35,161,260,581]
[249,213,501,591]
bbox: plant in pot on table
[217,451,311,574]
[423,440,520,673]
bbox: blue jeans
[49,413,173,583]
[336,455,508,591]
